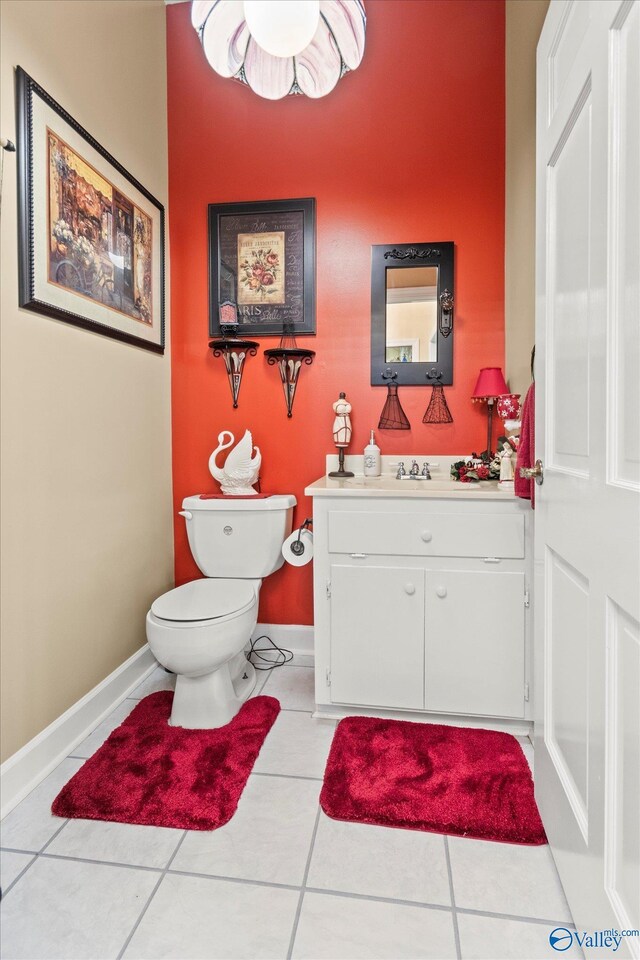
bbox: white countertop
[305,475,517,500]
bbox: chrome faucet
[395,462,406,479]
[422,462,432,479]
[409,460,420,477]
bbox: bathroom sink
[304,470,513,499]
[342,476,488,492]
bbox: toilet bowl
[146,494,295,728]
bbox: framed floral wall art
[16,67,165,353]
[209,198,316,337]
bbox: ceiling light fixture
[243,0,319,58]
[191,0,366,100]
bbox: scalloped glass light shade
[192,0,366,100]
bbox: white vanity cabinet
[330,563,426,709]
[306,477,532,729]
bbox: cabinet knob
[404,583,416,596]
[436,586,447,598]
[421,530,432,543]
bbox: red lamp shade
[472,367,509,400]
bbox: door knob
[519,459,544,485]
[436,586,447,598]
[404,583,416,595]
[421,531,432,542]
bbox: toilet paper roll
[282,528,314,566]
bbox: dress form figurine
[332,393,352,446]
[328,392,355,478]
[499,438,516,483]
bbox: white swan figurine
[208,430,261,495]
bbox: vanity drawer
[327,510,525,559]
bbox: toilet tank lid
[182,494,296,511]
[151,579,257,622]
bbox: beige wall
[505,0,550,398]
[0,0,174,761]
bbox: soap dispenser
[363,429,382,477]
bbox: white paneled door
[536,0,639,949]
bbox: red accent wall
[167,0,505,626]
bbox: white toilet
[146,494,296,728]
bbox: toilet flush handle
[179,510,193,521]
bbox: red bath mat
[320,716,546,845]
[52,692,279,830]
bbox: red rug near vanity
[52,692,279,830]
[320,716,546,845]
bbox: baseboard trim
[251,622,314,657]
[313,702,532,736]
[0,645,157,820]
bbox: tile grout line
[37,851,165,874]
[39,818,70,854]
[166,868,301,891]
[0,840,579,932]
[444,835,462,960]
[115,829,188,960]
[0,818,69,901]
[0,853,38,899]
[455,906,577,928]
[0,847,41,855]
[0,834,577,932]
[304,886,454,913]
[249,771,323,782]
[286,805,321,960]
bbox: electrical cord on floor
[245,634,293,670]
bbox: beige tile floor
[0,658,582,960]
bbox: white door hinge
[326,668,331,687]
[524,682,530,702]
[326,580,331,599]
[524,589,530,608]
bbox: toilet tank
[180,494,296,578]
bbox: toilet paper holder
[290,518,313,556]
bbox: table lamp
[471,367,509,455]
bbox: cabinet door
[330,564,425,709]
[425,570,525,718]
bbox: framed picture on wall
[15,66,165,353]
[209,198,316,337]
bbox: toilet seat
[150,578,257,623]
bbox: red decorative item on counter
[496,393,521,421]
[471,367,510,455]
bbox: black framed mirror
[371,242,454,386]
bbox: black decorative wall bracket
[439,289,454,338]
[383,247,442,260]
